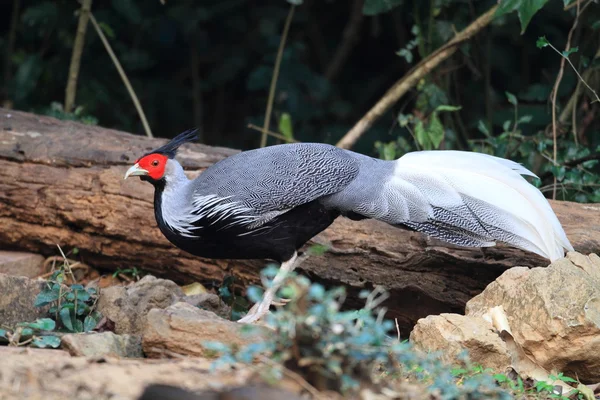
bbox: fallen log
[1,108,598,334]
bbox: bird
[124,129,573,323]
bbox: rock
[0,346,72,360]
[138,384,306,400]
[142,302,269,358]
[466,252,600,382]
[61,332,143,358]
[97,275,184,335]
[0,348,255,400]
[0,273,49,328]
[0,251,44,278]
[183,292,232,320]
[410,313,511,373]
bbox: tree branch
[260,4,296,148]
[335,5,498,150]
[550,0,589,199]
[64,0,92,113]
[89,12,153,138]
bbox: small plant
[35,268,102,333]
[112,266,143,281]
[42,101,99,125]
[204,266,512,398]
[215,275,251,321]
[0,318,61,348]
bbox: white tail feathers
[392,150,573,261]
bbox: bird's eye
[151,160,159,167]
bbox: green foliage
[363,0,404,16]
[1,0,598,201]
[205,268,512,397]
[471,93,600,203]
[112,266,143,280]
[36,268,102,334]
[215,275,251,321]
[0,318,61,348]
[277,112,294,141]
[41,102,98,125]
[495,0,549,33]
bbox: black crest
[148,128,199,158]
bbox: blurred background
[1,0,599,201]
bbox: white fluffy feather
[393,150,573,261]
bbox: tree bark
[1,108,598,334]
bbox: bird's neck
[153,160,193,236]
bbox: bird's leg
[238,252,298,324]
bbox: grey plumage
[158,142,572,261]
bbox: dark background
[1,0,598,201]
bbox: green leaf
[562,47,578,57]
[495,0,520,18]
[278,112,294,141]
[203,341,231,353]
[497,0,549,33]
[70,284,84,291]
[246,286,263,303]
[505,91,518,106]
[32,335,61,348]
[477,120,491,137]
[518,115,533,124]
[363,0,404,16]
[98,22,115,39]
[75,290,91,303]
[0,329,8,340]
[18,318,56,331]
[434,105,462,113]
[83,313,100,332]
[516,0,549,33]
[428,113,445,149]
[20,328,34,337]
[306,243,329,256]
[414,121,431,150]
[536,36,550,48]
[59,307,76,332]
[74,319,84,333]
[34,289,60,307]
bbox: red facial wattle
[137,153,167,180]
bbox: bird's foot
[237,300,271,324]
[271,296,291,307]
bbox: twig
[336,5,499,149]
[324,0,364,81]
[64,0,93,113]
[538,152,600,181]
[248,123,300,143]
[260,4,296,148]
[89,12,153,138]
[549,0,590,199]
[564,0,587,10]
[56,244,77,284]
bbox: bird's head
[124,128,198,184]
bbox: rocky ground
[0,250,599,399]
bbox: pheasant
[124,129,573,323]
